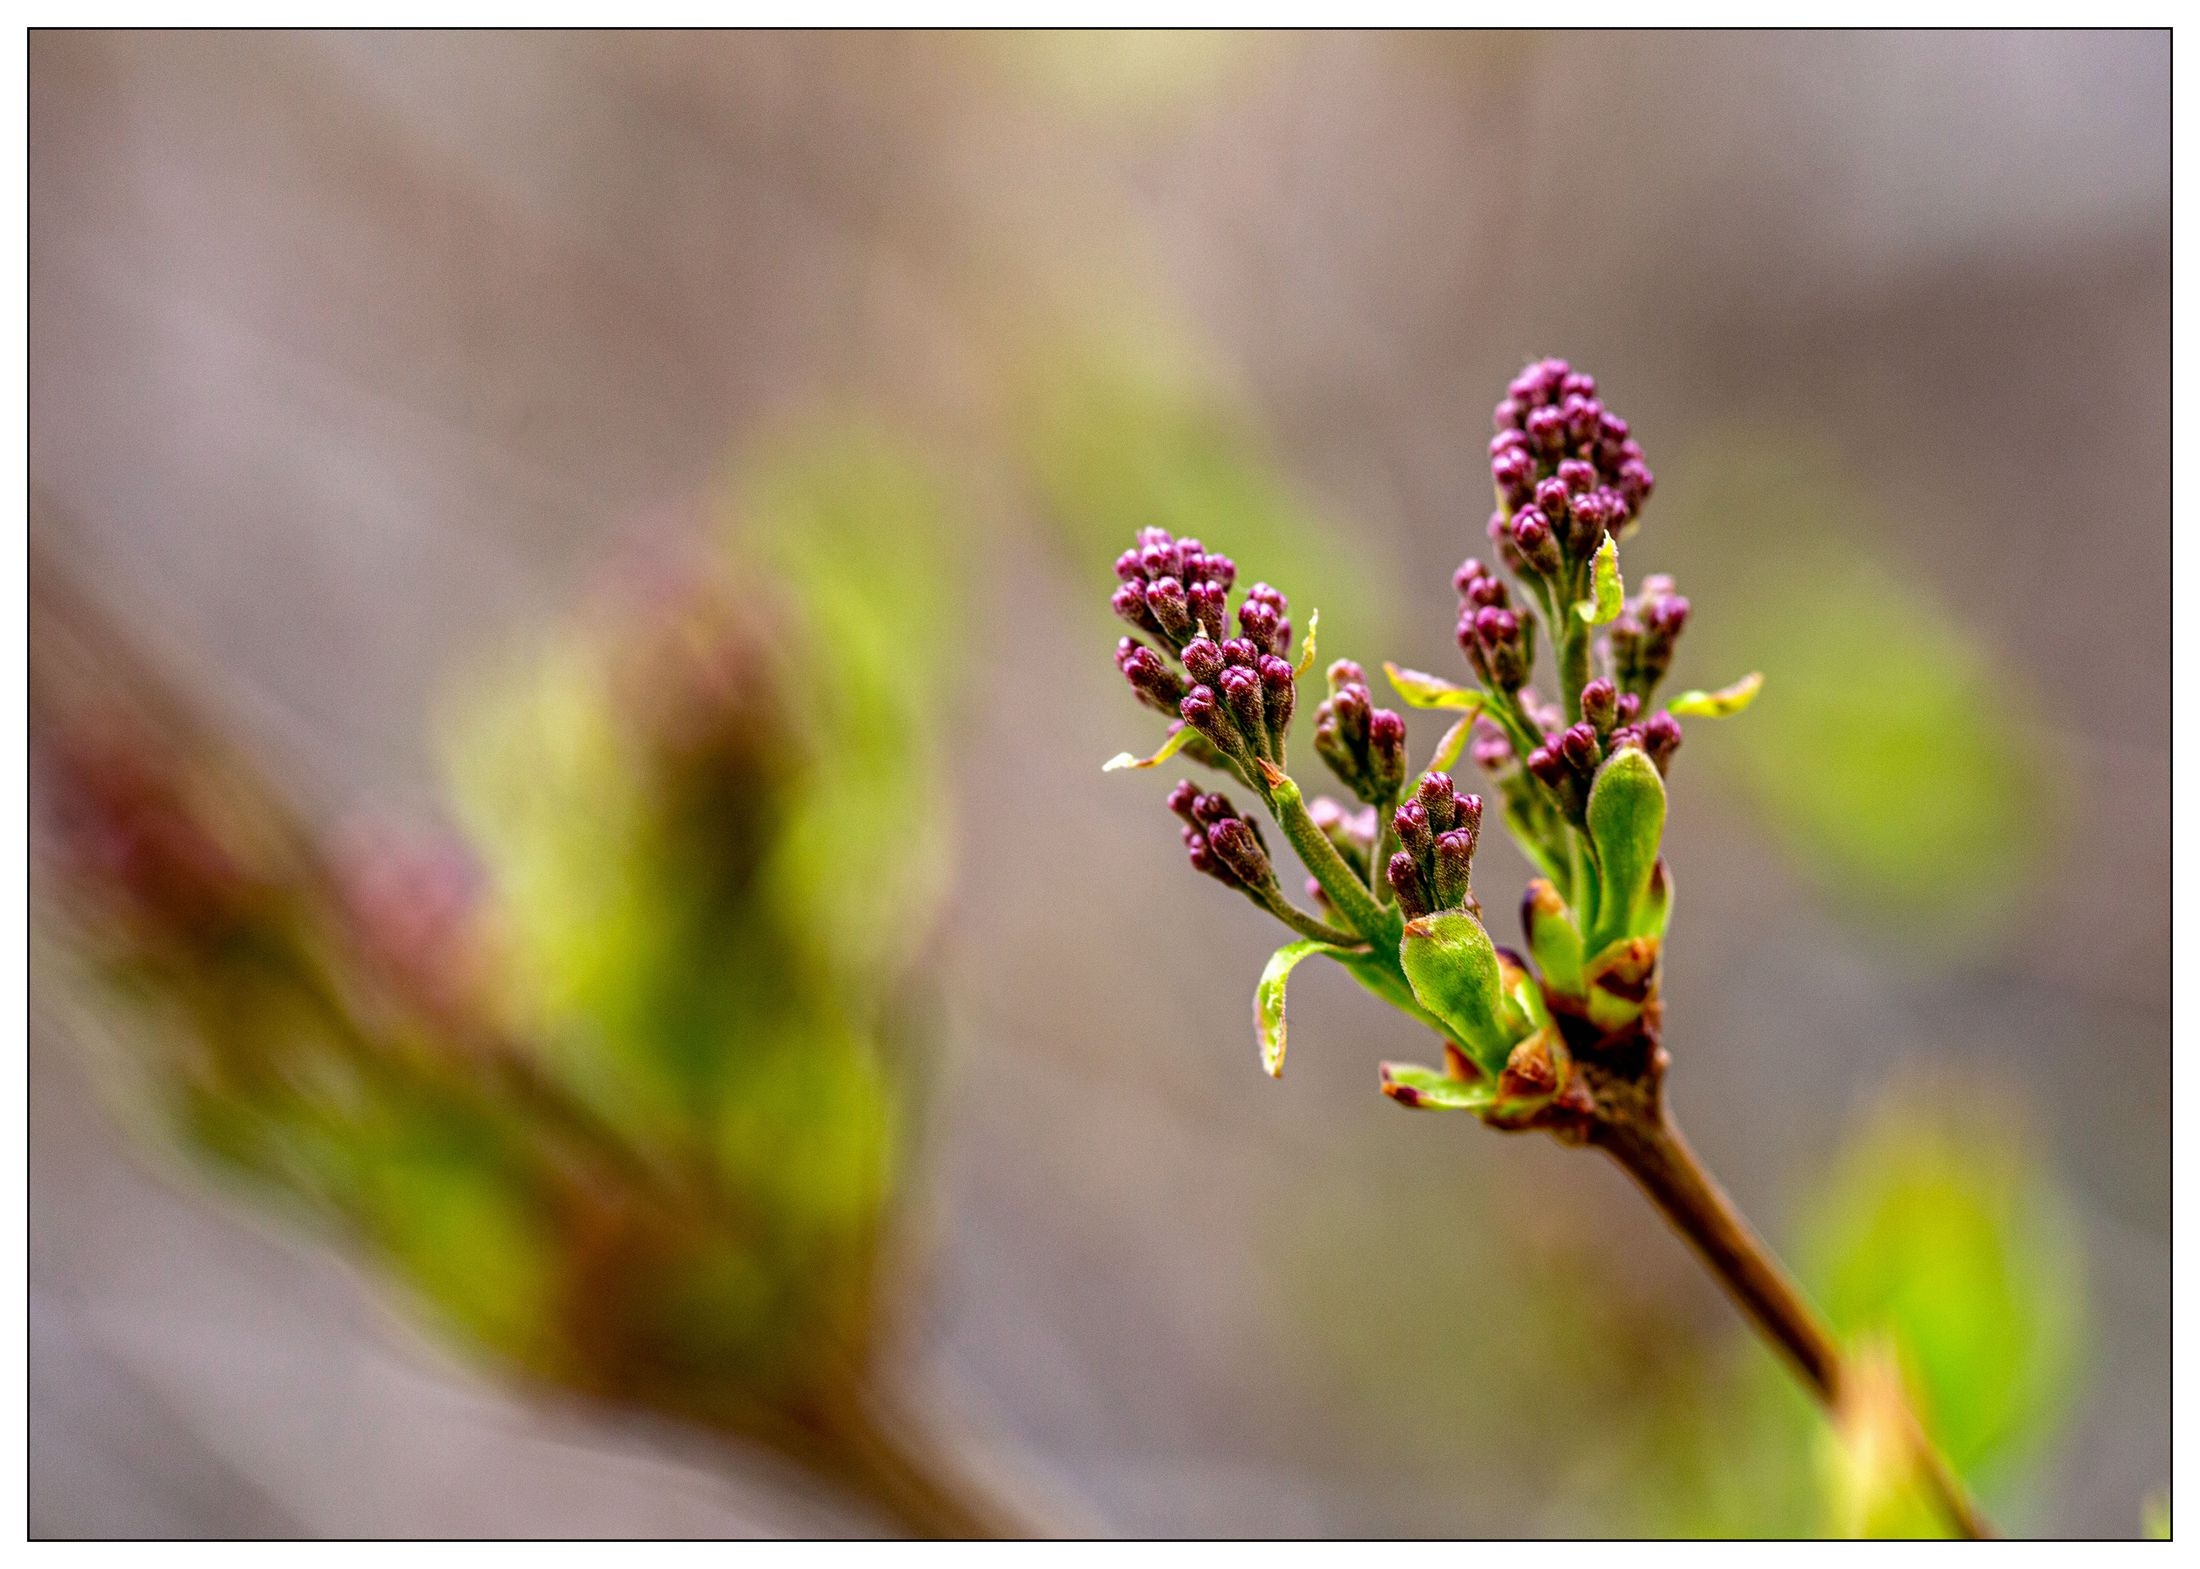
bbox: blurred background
[29,29,2167,1538]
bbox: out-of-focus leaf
[1014,320,1390,666]
[1798,1091,2085,1507]
[1384,662,1487,712]
[1577,533,1623,624]
[1667,671,1763,718]
[1669,440,2055,942]
[1103,723,1197,773]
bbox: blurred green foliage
[1014,318,1392,676]
[43,421,976,1493]
[1666,439,2056,945]
[1275,1080,2083,1537]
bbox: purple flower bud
[1560,370,1598,400]
[1115,549,1145,582]
[1581,677,1618,734]
[1492,397,1522,431]
[1470,719,1512,772]
[1203,553,1237,591]
[1245,582,1288,615]
[1237,598,1280,652]
[1207,817,1272,887]
[1330,681,1370,742]
[1368,709,1407,796]
[1166,778,1200,825]
[1473,605,1519,649]
[1642,711,1683,774]
[1113,582,1158,635]
[1121,641,1188,713]
[1184,827,1233,884]
[1146,576,1193,640]
[1557,457,1596,494]
[1326,658,1366,692]
[1525,405,1567,453]
[1417,770,1460,833]
[1560,722,1601,773]
[1563,394,1603,445]
[1433,828,1475,910]
[1491,446,1535,500]
[1525,743,1567,789]
[1534,476,1572,520]
[1453,557,1494,600]
[1180,684,1239,756]
[1258,653,1297,741]
[1189,581,1230,641]
[1191,790,1235,827]
[1393,797,1433,858]
[1387,851,1432,919]
[1220,637,1260,669]
[1183,636,1225,684]
[1617,692,1642,724]
[1220,664,1267,748]
[1512,512,1564,576]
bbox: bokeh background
[29,29,2168,1537]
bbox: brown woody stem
[1590,1097,1996,1540]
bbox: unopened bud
[1207,817,1272,887]
[1387,850,1432,919]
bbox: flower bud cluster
[1524,681,1684,820]
[1385,772,1484,919]
[1453,559,1537,692]
[1111,529,1299,771]
[1167,778,1274,891]
[1488,359,1655,577]
[1607,573,1691,701]
[1312,659,1408,806]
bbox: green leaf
[1398,909,1512,1074]
[1383,662,1488,712]
[1379,1060,1497,1112]
[1294,608,1321,677]
[1255,939,1352,1078]
[1800,1092,2085,1503]
[1668,671,1764,718]
[1575,533,1623,624]
[1522,878,1584,998]
[1584,745,1667,951]
[1426,712,1478,777]
[1103,723,1197,773]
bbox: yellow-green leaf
[1383,662,1488,712]
[1426,713,1477,777]
[1103,723,1197,773]
[1379,1060,1496,1112]
[1294,608,1321,677]
[1255,938,1351,1078]
[1668,671,1764,718]
[1575,533,1623,624]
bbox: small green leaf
[1668,671,1764,718]
[1379,1060,1497,1112]
[1398,909,1513,1073]
[1522,878,1585,998]
[1293,608,1321,677]
[1584,745,1667,950]
[1383,662,1488,712]
[1426,712,1477,777]
[1103,723,1197,773]
[1255,938,1352,1078]
[1575,534,1623,624]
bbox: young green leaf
[1575,533,1624,625]
[1522,878,1585,998]
[1585,745,1667,950]
[1425,712,1478,777]
[1293,607,1321,677]
[1379,1060,1497,1112]
[1398,909,1513,1073]
[1668,671,1764,718]
[1102,723,1198,773]
[1255,938,1353,1078]
[1382,662,1489,712]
